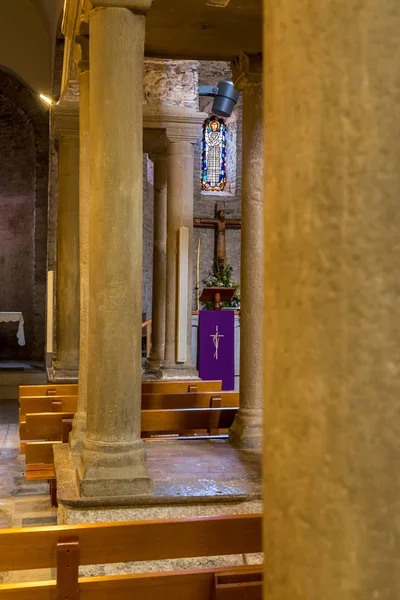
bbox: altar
[0,312,26,346]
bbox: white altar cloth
[0,312,26,346]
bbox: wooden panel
[0,566,262,600]
[26,469,55,481]
[141,408,237,434]
[25,442,61,466]
[214,568,263,600]
[141,380,222,394]
[20,396,78,418]
[141,392,239,410]
[57,538,79,600]
[0,515,261,572]
[19,385,78,398]
[25,413,75,439]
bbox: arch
[0,68,49,360]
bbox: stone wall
[0,69,49,360]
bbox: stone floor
[0,398,57,584]
[0,396,263,583]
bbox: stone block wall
[0,69,49,360]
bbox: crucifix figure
[194,204,241,269]
[210,325,224,360]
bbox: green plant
[200,260,240,309]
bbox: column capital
[51,105,79,139]
[143,106,207,144]
[91,0,152,13]
[75,35,89,74]
[231,51,263,90]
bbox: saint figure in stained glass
[202,116,226,192]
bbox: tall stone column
[146,153,167,371]
[263,1,400,598]
[51,106,80,382]
[162,115,205,379]
[229,53,263,449]
[77,2,152,497]
[70,37,89,453]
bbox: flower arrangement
[201,260,240,310]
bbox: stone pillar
[77,2,152,498]
[229,53,263,449]
[146,153,167,371]
[70,37,89,453]
[162,116,205,379]
[263,2,400,598]
[51,106,80,382]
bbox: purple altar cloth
[198,310,235,391]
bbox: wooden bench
[0,514,262,599]
[22,406,238,445]
[19,380,224,399]
[19,384,78,398]
[21,403,238,500]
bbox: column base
[143,356,163,377]
[69,411,87,456]
[229,408,263,450]
[160,363,199,380]
[77,438,152,498]
[48,364,79,383]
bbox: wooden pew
[23,406,238,492]
[141,380,223,394]
[19,395,78,419]
[0,514,262,600]
[19,384,78,398]
[19,391,236,417]
[141,391,238,410]
[22,407,238,442]
[19,379,224,400]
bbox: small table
[0,312,26,346]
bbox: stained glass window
[202,116,226,192]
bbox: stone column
[229,53,263,449]
[77,1,152,498]
[51,106,80,382]
[70,37,89,453]
[146,153,167,372]
[263,1,400,598]
[162,116,205,379]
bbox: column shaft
[78,6,151,497]
[147,154,167,370]
[263,1,400,597]
[54,129,80,381]
[163,141,197,378]
[70,60,89,452]
[230,56,263,449]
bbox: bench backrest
[19,384,78,398]
[19,392,237,417]
[19,395,78,418]
[0,515,262,599]
[142,380,223,393]
[19,380,224,399]
[21,407,238,442]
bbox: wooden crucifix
[194,203,241,269]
